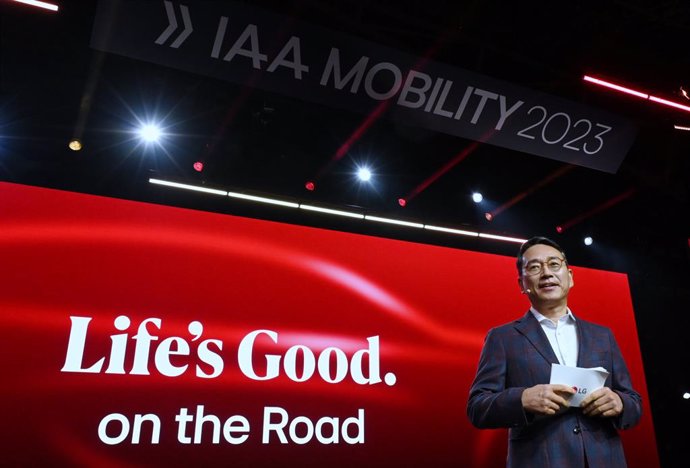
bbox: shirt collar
[530,307,576,324]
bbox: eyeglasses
[522,257,566,276]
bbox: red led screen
[0,182,658,467]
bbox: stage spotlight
[305,181,315,191]
[683,392,690,400]
[484,212,493,221]
[357,167,372,182]
[398,198,407,207]
[193,161,204,172]
[584,236,593,246]
[68,139,82,151]
[472,192,483,203]
[556,226,563,233]
[138,123,162,143]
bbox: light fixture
[357,167,372,182]
[472,192,483,203]
[680,86,689,100]
[478,233,526,243]
[673,125,690,131]
[193,161,204,172]
[305,181,315,191]
[364,215,423,228]
[138,123,162,143]
[149,178,227,196]
[424,225,478,237]
[583,75,648,99]
[584,75,690,113]
[227,191,299,208]
[149,178,530,246]
[584,236,593,246]
[11,0,59,12]
[68,139,82,151]
[648,95,690,112]
[300,205,364,219]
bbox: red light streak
[556,187,636,232]
[487,165,575,220]
[584,75,690,113]
[402,141,481,204]
[12,0,58,12]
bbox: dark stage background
[1,1,689,466]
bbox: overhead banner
[91,0,637,173]
[0,181,658,467]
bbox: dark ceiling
[1,1,690,465]
[2,0,689,259]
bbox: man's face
[518,244,573,307]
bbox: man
[466,236,642,468]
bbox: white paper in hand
[549,364,609,407]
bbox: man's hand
[581,387,623,418]
[522,384,576,415]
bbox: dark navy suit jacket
[467,311,642,468]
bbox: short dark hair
[516,236,568,276]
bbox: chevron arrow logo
[155,1,193,48]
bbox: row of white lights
[83,127,584,247]
[134,122,596,247]
[148,178,527,244]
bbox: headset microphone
[523,288,532,294]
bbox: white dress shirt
[530,307,579,367]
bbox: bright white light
[149,178,227,196]
[300,204,364,219]
[357,167,372,182]
[227,191,299,208]
[649,95,690,113]
[584,236,593,246]
[478,233,527,243]
[424,225,479,237]
[12,0,59,12]
[683,392,690,400]
[138,124,162,143]
[472,192,483,203]
[364,215,423,228]
[674,125,690,131]
[583,75,649,99]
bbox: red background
[0,182,658,467]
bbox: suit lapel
[514,310,560,365]
[575,317,592,367]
